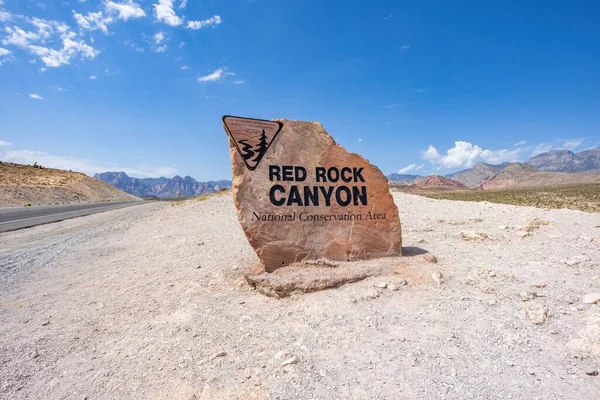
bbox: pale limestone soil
[0,193,599,400]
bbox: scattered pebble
[586,370,599,376]
[498,225,508,230]
[280,356,299,367]
[364,291,380,300]
[41,320,50,326]
[519,291,538,302]
[524,302,547,325]
[387,284,398,291]
[582,293,600,304]
[423,254,438,264]
[377,282,388,289]
[431,271,444,286]
[209,351,227,360]
[460,231,491,241]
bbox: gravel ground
[0,192,599,399]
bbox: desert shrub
[423,184,600,213]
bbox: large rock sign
[223,116,402,272]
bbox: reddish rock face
[223,117,402,272]
[415,175,467,189]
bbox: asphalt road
[0,201,145,233]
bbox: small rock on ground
[582,293,600,304]
[431,271,444,285]
[524,302,548,325]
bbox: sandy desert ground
[1,192,599,399]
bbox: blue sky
[0,0,599,180]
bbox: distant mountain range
[527,148,600,172]
[387,147,600,188]
[446,162,509,188]
[386,173,422,182]
[94,172,231,198]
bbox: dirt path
[1,194,599,399]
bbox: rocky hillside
[436,147,600,187]
[414,175,467,189]
[480,162,600,190]
[94,171,231,198]
[528,148,600,172]
[386,173,421,182]
[0,162,138,207]
[447,162,509,188]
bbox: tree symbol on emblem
[253,129,268,163]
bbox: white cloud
[124,40,144,52]
[2,26,41,47]
[0,10,11,22]
[52,86,68,92]
[421,145,441,162]
[154,31,165,44]
[39,67,46,72]
[73,11,113,34]
[400,45,410,50]
[154,0,183,26]
[29,93,44,100]
[154,44,167,53]
[105,0,145,21]
[358,138,363,142]
[531,143,552,156]
[180,65,188,70]
[179,0,187,9]
[2,18,99,67]
[563,139,583,150]
[0,149,178,178]
[480,148,523,164]
[198,67,233,82]
[29,30,99,67]
[421,141,524,169]
[89,75,96,79]
[398,164,424,174]
[233,80,245,84]
[514,140,527,146]
[0,140,12,146]
[0,46,11,63]
[186,15,222,30]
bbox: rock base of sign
[244,252,438,298]
[228,118,402,272]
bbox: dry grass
[0,162,84,186]
[0,161,137,207]
[418,183,600,213]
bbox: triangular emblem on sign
[222,115,283,171]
